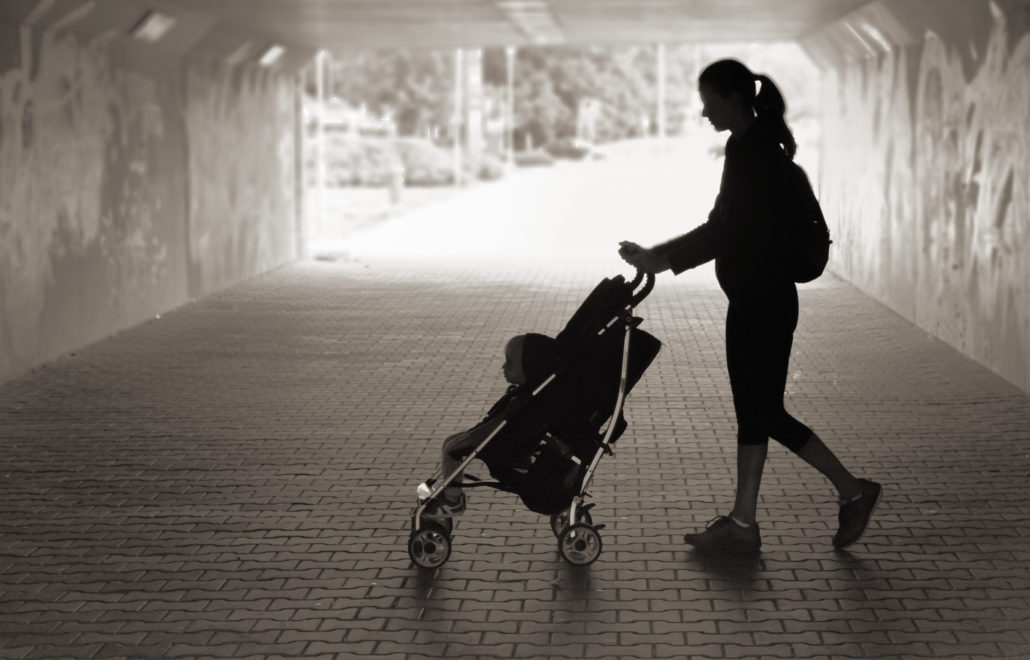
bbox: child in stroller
[408,270,660,568]
[424,332,563,524]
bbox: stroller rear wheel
[408,520,452,569]
[550,506,593,538]
[559,522,602,566]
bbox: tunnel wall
[0,23,300,383]
[810,0,1030,394]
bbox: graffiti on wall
[821,2,1030,392]
[184,62,297,296]
[0,29,173,377]
[0,25,300,383]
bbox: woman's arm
[652,205,727,274]
[620,202,727,275]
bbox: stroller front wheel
[550,506,593,538]
[559,522,602,566]
[408,521,452,569]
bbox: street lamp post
[315,50,328,237]
[506,46,516,166]
[657,42,666,143]
[453,48,464,187]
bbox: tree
[331,50,455,138]
[486,44,700,145]
[320,42,817,148]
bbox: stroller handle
[629,268,656,307]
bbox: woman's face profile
[699,85,736,132]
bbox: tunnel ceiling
[149,0,874,52]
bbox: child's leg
[441,430,478,503]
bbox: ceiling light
[225,41,253,65]
[859,23,892,52]
[130,10,177,42]
[843,21,878,57]
[497,1,548,9]
[259,44,286,67]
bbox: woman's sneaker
[833,479,882,548]
[683,516,761,554]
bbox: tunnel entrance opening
[300,41,822,263]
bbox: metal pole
[506,46,515,166]
[453,48,464,187]
[694,44,701,128]
[295,67,306,259]
[315,50,327,240]
[325,49,334,101]
[657,42,666,143]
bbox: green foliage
[331,50,454,137]
[324,43,819,150]
[316,135,400,187]
[483,45,706,145]
[395,137,454,186]
[331,45,699,147]
[310,135,505,188]
[463,151,506,181]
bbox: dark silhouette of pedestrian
[619,59,880,553]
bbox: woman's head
[698,58,796,159]
[503,333,559,386]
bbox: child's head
[503,333,559,385]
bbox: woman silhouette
[619,59,880,553]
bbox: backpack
[781,161,832,283]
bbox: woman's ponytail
[698,60,798,159]
[753,73,797,159]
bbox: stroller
[408,269,661,568]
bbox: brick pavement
[2,255,1029,660]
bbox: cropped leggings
[725,288,812,453]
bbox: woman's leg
[769,419,881,547]
[682,304,765,551]
[793,433,861,500]
[730,442,767,526]
[754,296,880,547]
[725,301,776,527]
[725,290,799,526]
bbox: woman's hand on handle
[619,241,670,275]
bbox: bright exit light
[259,45,286,67]
[130,11,176,42]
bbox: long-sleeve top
[653,122,795,307]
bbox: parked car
[545,137,593,160]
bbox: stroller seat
[409,270,660,568]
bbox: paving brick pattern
[2,256,1029,660]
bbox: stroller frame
[408,269,656,568]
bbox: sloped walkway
[2,254,1029,660]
